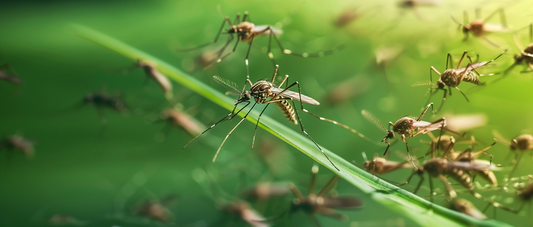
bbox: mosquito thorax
[440,69,461,87]
[393,117,415,135]
[423,158,447,177]
[250,80,272,103]
[468,20,485,36]
[235,22,255,42]
[511,135,533,151]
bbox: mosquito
[451,8,507,47]
[81,92,128,123]
[133,195,177,223]
[0,135,35,159]
[0,63,21,85]
[398,0,441,20]
[47,214,87,226]
[426,50,505,112]
[156,108,205,138]
[185,65,368,171]
[334,7,359,27]
[493,130,533,179]
[176,12,343,79]
[362,154,411,175]
[124,59,173,99]
[288,165,363,227]
[362,103,456,168]
[502,22,533,76]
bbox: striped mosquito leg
[244,35,255,80]
[292,80,378,145]
[271,31,345,58]
[213,103,257,162]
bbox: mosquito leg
[435,117,446,155]
[183,101,250,149]
[441,135,456,160]
[271,65,280,84]
[454,86,470,102]
[242,11,249,22]
[212,103,258,162]
[413,173,424,194]
[438,174,457,198]
[317,175,340,197]
[251,103,271,148]
[271,30,345,58]
[429,176,434,202]
[309,165,319,196]
[290,80,376,145]
[417,102,433,121]
[457,51,468,69]
[245,35,255,80]
[267,28,277,67]
[176,17,231,52]
[204,35,235,69]
[507,153,523,180]
[234,13,241,24]
[402,135,418,170]
[289,183,305,201]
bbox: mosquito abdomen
[462,71,482,85]
[447,168,474,192]
[275,100,297,124]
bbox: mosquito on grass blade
[425,50,505,112]
[184,65,370,171]
[176,12,344,79]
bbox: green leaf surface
[72,24,514,227]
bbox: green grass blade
[71,24,514,227]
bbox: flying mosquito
[362,103,457,168]
[424,134,498,186]
[398,0,441,20]
[288,165,363,227]
[0,135,35,159]
[123,59,173,99]
[493,130,533,179]
[517,183,533,211]
[451,8,507,47]
[176,12,343,79]
[502,22,533,76]
[155,108,205,139]
[185,65,369,171]
[362,153,411,175]
[426,50,505,112]
[0,63,21,85]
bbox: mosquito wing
[323,196,364,209]
[362,110,386,132]
[446,161,494,171]
[456,62,488,73]
[483,23,507,33]
[415,119,445,134]
[269,87,320,105]
[213,76,241,94]
[253,25,282,35]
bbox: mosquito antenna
[361,110,386,132]
[213,76,241,94]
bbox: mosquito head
[398,0,415,8]
[227,25,238,34]
[462,24,471,34]
[436,80,446,89]
[236,91,251,104]
[513,54,524,64]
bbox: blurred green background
[1,0,533,226]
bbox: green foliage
[73,24,513,227]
